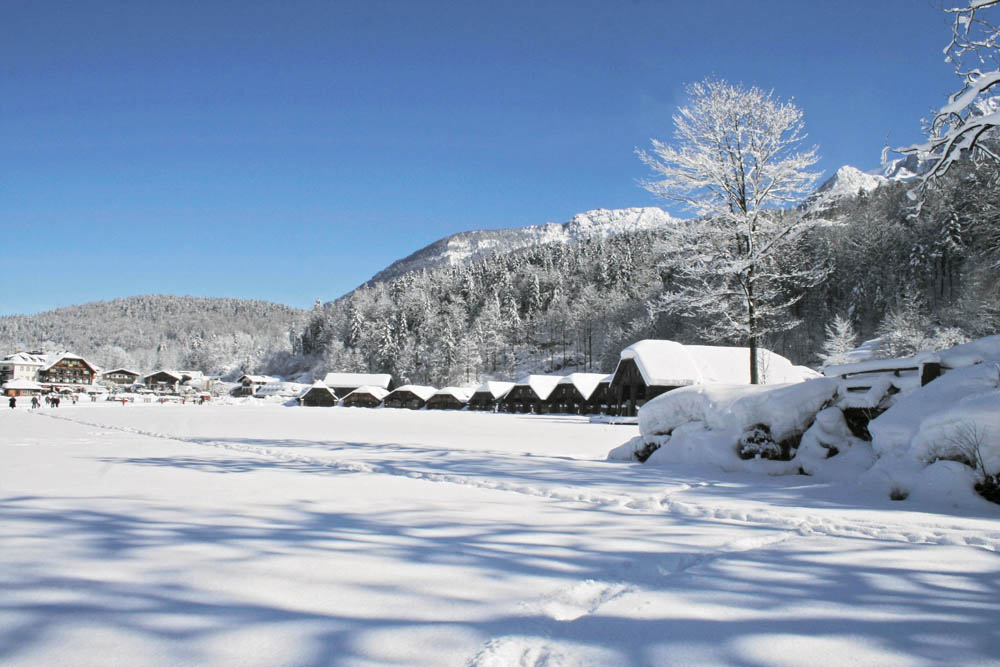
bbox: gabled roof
[473,380,515,399]
[145,370,183,382]
[432,386,473,402]
[41,353,98,374]
[513,374,563,400]
[103,368,140,376]
[343,385,390,400]
[299,380,337,398]
[1,352,47,366]
[239,374,277,384]
[557,373,607,400]
[386,384,437,402]
[322,372,393,390]
[615,340,812,386]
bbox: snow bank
[615,334,1000,508]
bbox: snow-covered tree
[637,78,824,383]
[819,314,858,367]
[898,0,1000,180]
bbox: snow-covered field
[2,403,999,666]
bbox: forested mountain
[368,207,677,284]
[0,295,306,378]
[295,158,1000,386]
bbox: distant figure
[122,398,127,406]
[8,396,15,409]
[53,396,60,408]
[31,396,40,409]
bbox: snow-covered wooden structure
[382,384,436,410]
[2,379,44,397]
[467,381,515,412]
[610,340,814,417]
[37,353,99,388]
[233,374,279,397]
[298,381,338,407]
[425,387,473,410]
[102,368,140,386]
[546,373,607,414]
[497,375,563,414]
[341,385,390,408]
[0,352,47,385]
[322,372,394,399]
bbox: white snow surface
[343,385,390,401]
[618,339,814,387]
[432,386,474,401]
[2,403,1000,666]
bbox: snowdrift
[611,335,1000,509]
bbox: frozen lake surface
[2,403,999,665]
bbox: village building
[298,381,339,407]
[425,386,473,410]
[467,381,515,411]
[35,353,99,389]
[610,339,815,416]
[141,370,202,394]
[2,379,44,397]
[0,352,47,385]
[546,373,607,414]
[233,374,279,397]
[341,385,390,408]
[102,368,141,386]
[497,375,563,414]
[382,384,436,410]
[322,372,394,398]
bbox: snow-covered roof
[40,353,98,373]
[473,380,515,399]
[322,372,393,390]
[256,381,307,397]
[299,380,336,398]
[239,374,277,384]
[102,368,140,376]
[823,354,928,379]
[1,352,46,366]
[557,373,607,400]
[343,385,390,400]
[433,386,473,402]
[617,340,812,387]
[386,384,437,402]
[513,374,563,400]
[145,370,183,381]
[2,379,43,390]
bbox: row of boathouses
[300,340,817,416]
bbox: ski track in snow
[36,411,1000,553]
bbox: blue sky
[2,0,959,315]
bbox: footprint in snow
[529,579,630,622]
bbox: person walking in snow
[8,396,15,409]
[31,396,39,409]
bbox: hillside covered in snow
[367,207,679,284]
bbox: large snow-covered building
[1,352,99,390]
[610,340,816,416]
